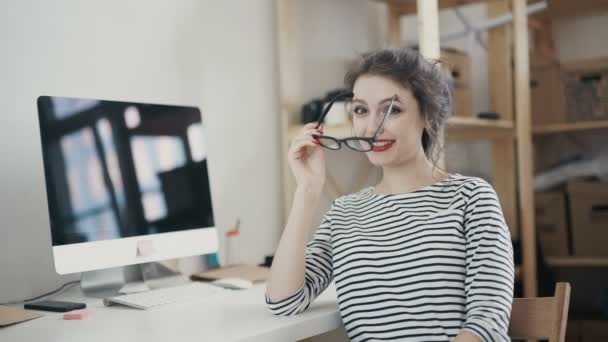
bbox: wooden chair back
[508,282,571,341]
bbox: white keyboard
[103,282,224,310]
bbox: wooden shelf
[447,116,514,140]
[532,120,608,135]
[546,257,608,267]
[371,0,486,16]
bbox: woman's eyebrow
[352,96,401,105]
[378,96,400,105]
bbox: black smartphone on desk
[24,300,86,312]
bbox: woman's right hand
[288,123,326,191]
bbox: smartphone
[24,300,86,312]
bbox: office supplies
[63,310,91,320]
[224,218,241,265]
[190,264,271,283]
[0,306,43,327]
[103,281,223,310]
[477,111,500,120]
[24,300,86,313]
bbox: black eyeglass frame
[312,92,397,152]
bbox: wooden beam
[387,2,402,47]
[416,0,443,168]
[492,140,518,239]
[513,0,537,298]
[487,1,518,240]
[377,0,490,17]
[488,1,514,122]
[416,0,440,60]
[275,0,302,224]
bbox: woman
[266,48,514,342]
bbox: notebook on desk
[0,306,43,327]
[190,264,270,283]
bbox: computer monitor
[36,96,218,275]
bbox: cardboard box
[535,191,570,257]
[548,0,608,18]
[438,48,472,117]
[530,60,567,125]
[563,57,608,122]
[566,180,608,257]
[441,48,470,86]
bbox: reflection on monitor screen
[37,96,214,246]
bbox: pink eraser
[63,310,91,320]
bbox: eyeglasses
[312,92,397,152]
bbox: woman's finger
[290,140,319,159]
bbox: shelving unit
[533,120,608,135]
[546,257,608,268]
[275,0,538,297]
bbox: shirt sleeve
[461,179,514,342]
[265,208,334,316]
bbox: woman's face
[351,74,426,167]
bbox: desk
[0,283,342,342]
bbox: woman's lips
[371,140,395,152]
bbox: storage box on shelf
[563,57,608,122]
[548,0,608,18]
[567,180,608,257]
[530,56,567,125]
[440,48,472,117]
[535,191,570,258]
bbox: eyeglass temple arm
[314,92,354,129]
[371,95,397,141]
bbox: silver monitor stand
[80,261,187,298]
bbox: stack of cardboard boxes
[532,53,608,342]
[531,56,608,126]
[536,180,608,259]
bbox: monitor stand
[80,261,188,298]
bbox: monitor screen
[37,96,215,247]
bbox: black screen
[37,96,214,246]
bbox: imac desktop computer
[36,96,220,308]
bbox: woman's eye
[385,106,402,115]
[352,106,368,116]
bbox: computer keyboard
[103,282,224,310]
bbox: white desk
[0,283,342,342]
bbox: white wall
[293,0,385,228]
[0,0,281,303]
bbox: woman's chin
[365,151,396,167]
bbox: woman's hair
[344,47,452,168]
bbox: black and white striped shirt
[266,174,514,341]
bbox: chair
[508,282,571,341]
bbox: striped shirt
[266,174,514,341]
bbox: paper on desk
[190,264,270,283]
[0,306,43,327]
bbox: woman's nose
[366,112,384,135]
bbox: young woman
[266,48,514,342]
